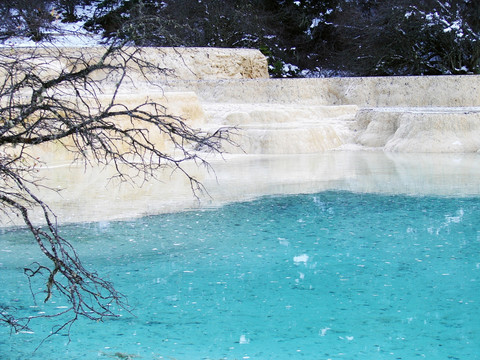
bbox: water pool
[1,191,480,359]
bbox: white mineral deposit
[3,48,480,226]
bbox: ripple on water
[1,191,479,359]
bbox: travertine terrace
[3,47,480,225]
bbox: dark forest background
[1,0,479,77]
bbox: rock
[2,46,269,82]
[353,108,480,152]
[149,47,269,80]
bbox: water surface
[1,191,479,359]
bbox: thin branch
[0,41,235,339]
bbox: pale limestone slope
[161,75,480,153]
[4,47,480,226]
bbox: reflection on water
[210,151,480,198]
[2,151,480,227]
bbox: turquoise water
[1,191,480,359]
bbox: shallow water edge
[2,150,480,227]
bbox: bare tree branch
[0,41,234,336]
